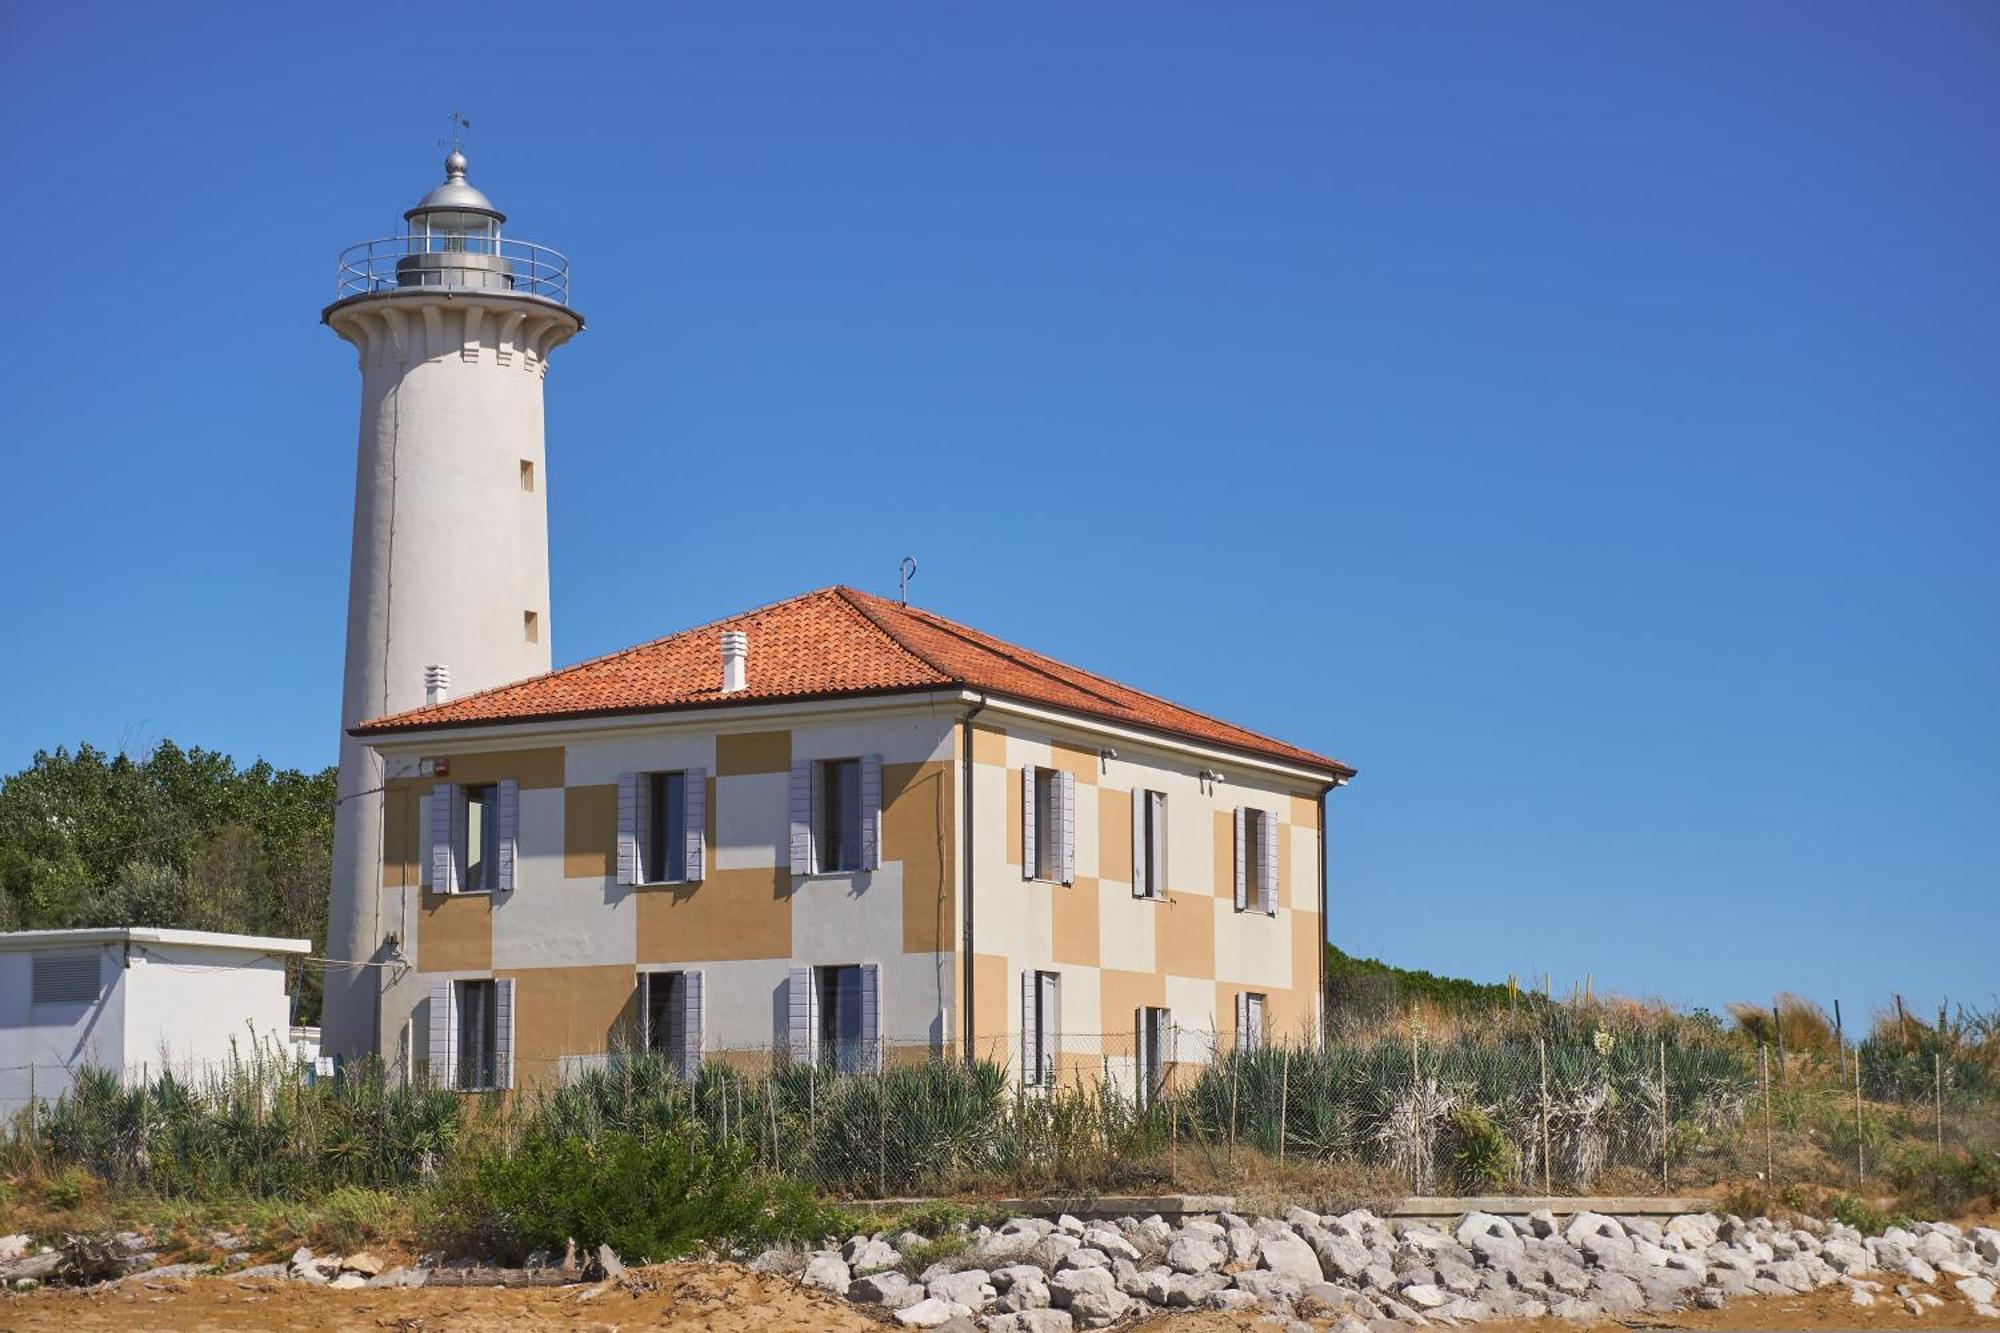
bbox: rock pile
[768,1209,2000,1330]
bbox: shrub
[432,1129,841,1264]
[1447,1105,1517,1192]
[45,1164,93,1210]
[305,1186,405,1254]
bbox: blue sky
[2,3,1995,1017]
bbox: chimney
[425,664,451,705]
[721,630,748,694]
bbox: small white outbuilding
[0,927,311,1116]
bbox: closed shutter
[1232,806,1247,911]
[860,754,882,871]
[683,970,703,1075]
[1022,969,1039,1085]
[431,782,457,893]
[787,966,816,1064]
[1248,993,1264,1049]
[683,768,706,881]
[1130,787,1147,898]
[1258,810,1278,915]
[494,977,516,1090]
[495,779,520,891]
[860,962,881,1071]
[429,979,457,1089]
[1058,771,1076,885]
[1235,990,1250,1053]
[616,773,639,886]
[1021,765,1037,879]
[1040,971,1061,1084]
[1149,791,1168,898]
[637,971,652,1053]
[789,761,813,875]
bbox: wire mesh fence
[4,1024,1992,1207]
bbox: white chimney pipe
[425,664,451,705]
[721,630,748,694]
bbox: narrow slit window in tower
[523,610,540,643]
[519,459,535,492]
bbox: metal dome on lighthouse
[330,149,575,306]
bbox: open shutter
[789,761,813,875]
[1135,1007,1151,1105]
[637,971,652,1053]
[495,779,520,891]
[1130,787,1147,898]
[683,768,706,881]
[860,963,881,1071]
[1150,791,1168,898]
[451,786,469,891]
[431,782,457,893]
[616,773,639,886]
[1235,991,1250,1053]
[417,792,433,888]
[429,979,457,1089]
[1021,766,1037,879]
[1058,770,1076,885]
[1232,807,1248,910]
[787,966,816,1064]
[1258,810,1278,915]
[808,762,826,871]
[494,977,516,1090]
[860,754,882,871]
[1022,970,1039,1085]
[683,970,703,1075]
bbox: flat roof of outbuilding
[0,927,311,955]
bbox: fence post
[1934,1050,1944,1206]
[1834,998,1845,1077]
[877,1071,889,1199]
[1854,1047,1865,1184]
[1170,1096,1179,1184]
[1658,1039,1668,1193]
[1228,1046,1241,1161]
[1760,1044,1772,1188]
[1538,1037,1551,1197]
[1277,1046,1290,1167]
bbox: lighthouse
[321,151,583,1060]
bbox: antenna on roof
[898,555,918,606]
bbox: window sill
[427,888,494,899]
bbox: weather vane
[440,110,471,154]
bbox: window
[457,979,499,1090]
[1234,806,1277,915]
[31,952,100,1006]
[1134,788,1167,900]
[1024,970,1060,1087]
[818,964,866,1074]
[642,771,687,884]
[523,610,540,643]
[1237,991,1267,1053]
[643,970,700,1075]
[819,758,862,872]
[519,459,535,492]
[1033,768,1059,880]
[463,784,499,891]
[1137,1006,1171,1106]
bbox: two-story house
[348,586,1353,1093]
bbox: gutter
[961,693,988,1062]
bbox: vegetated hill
[1325,942,1516,1018]
[0,741,334,1021]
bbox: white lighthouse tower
[321,151,582,1059]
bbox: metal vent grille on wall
[31,952,101,1006]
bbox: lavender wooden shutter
[683,768,706,882]
[429,978,457,1089]
[1130,787,1147,898]
[787,966,816,1064]
[682,970,703,1075]
[860,754,882,871]
[789,761,812,875]
[1021,766,1037,879]
[616,773,639,886]
[431,782,457,892]
[1022,969,1039,1085]
[1258,810,1278,915]
[1134,1007,1150,1104]
[495,779,520,891]
[637,971,652,1053]
[417,792,433,888]
[808,761,825,871]
[1150,791,1168,898]
[1232,806,1247,911]
[860,963,881,1071]
[1058,771,1076,885]
[494,977,516,1090]
[1235,990,1251,1053]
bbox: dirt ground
[2,1264,1996,1333]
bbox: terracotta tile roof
[353,587,1351,775]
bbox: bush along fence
[5,1020,1994,1211]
